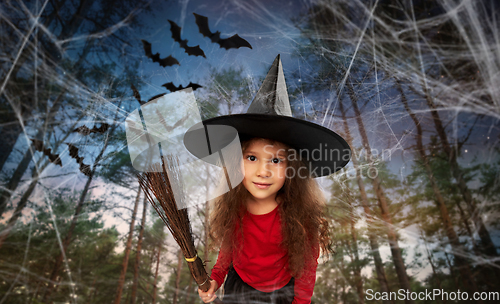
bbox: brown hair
[209,138,332,277]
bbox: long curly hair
[209,138,332,277]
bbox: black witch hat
[184,55,350,177]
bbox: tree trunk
[346,81,414,303]
[44,99,121,302]
[186,275,194,304]
[341,256,347,304]
[0,160,47,248]
[0,0,100,176]
[29,280,41,304]
[0,91,64,217]
[398,80,478,293]
[337,93,392,301]
[131,196,147,304]
[349,212,364,304]
[152,245,161,304]
[173,249,184,304]
[0,9,99,214]
[43,167,95,302]
[396,79,477,291]
[444,252,459,290]
[0,122,22,172]
[0,141,38,217]
[88,277,97,304]
[421,83,497,257]
[113,186,141,304]
[124,287,131,304]
[45,142,106,301]
[422,235,447,304]
[334,271,339,303]
[0,112,83,249]
[455,202,476,247]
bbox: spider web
[0,0,499,302]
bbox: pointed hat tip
[273,54,281,65]
[246,54,292,116]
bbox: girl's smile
[252,182,272,189]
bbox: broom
[137,156,222,304]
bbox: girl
[199,137,332,304]
[186,55,350,303]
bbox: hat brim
[183,114,351,177]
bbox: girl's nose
[257,161,271,177]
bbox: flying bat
[66,143,91,177]
[162,82,202,92]
[168,20,206,58]
[193,13,252,50]
[131,84,165,105]
[31,139,62,166]
[73,123,110,135]
[131,84,146,105]
[141,40,180,67]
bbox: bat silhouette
[131,84,166,105]
[73,123,110,135]
[168,20,206,58]
[66,143,91,176]
[193,13,252,50]
[31,139,62,166]
[141,40,180,67]
[131,84,146,105]
[162,82,202,92]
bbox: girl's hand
[198,279,218,303]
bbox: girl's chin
[247,191,277,202]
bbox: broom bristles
[137,157,224,303]
[137,156,196,259]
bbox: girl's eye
[271,158,282,164]
[246,155,257,161]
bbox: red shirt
[210,206,319,304]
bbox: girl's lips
[253,182,271,189]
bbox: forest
[0,0,499,303]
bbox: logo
[125,89,243,209]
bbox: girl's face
[242,139,288,204]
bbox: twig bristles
[137,156,218,299]
[137,156,196,259]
